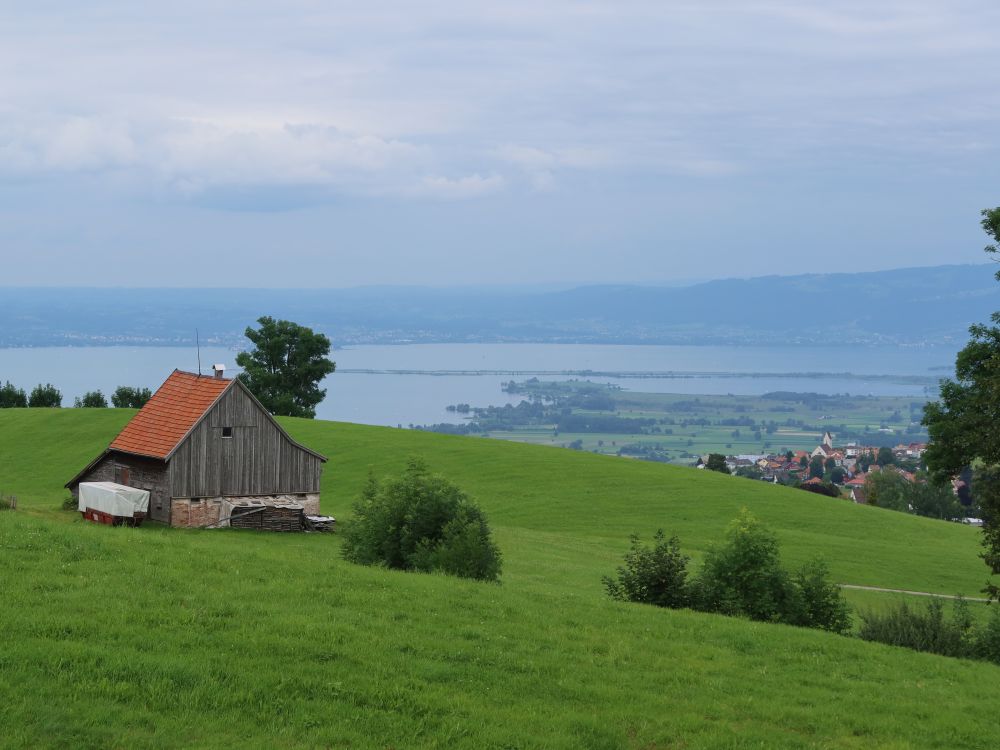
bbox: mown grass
[2,408,999,748]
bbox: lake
[0,343,959,426]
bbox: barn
[66,366,327,527]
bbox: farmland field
[424,382,930,463]
[1,408,997,749]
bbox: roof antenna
[196,328,202,376]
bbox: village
[697,431,940,505]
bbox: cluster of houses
[700,432,928,503]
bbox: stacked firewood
[260,504,304,532]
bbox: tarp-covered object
[79,482,150,516]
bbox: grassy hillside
[2,409,999,748]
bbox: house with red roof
[66,367,327,527]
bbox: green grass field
[2,408,998,748]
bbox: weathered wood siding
[72,453,171,523]
[167,384,323,499]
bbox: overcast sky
[0,1,997,287]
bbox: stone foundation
[170,493,321,528]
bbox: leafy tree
[808,455,825,479]
[876,446,895,466]
[75,390,108,408]
[603,530,690,608]
[827,466,847,485]
[236,316,336,418]
[111,386,152,408]
[0,381,28,408]
[865,470,909,511]
[689,508,791,621]
[908,475,965,520]
[341,459,501,582]
[705,453,729,473]
[28,383,62,407]
[923,206,1000,594]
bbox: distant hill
[1,263,996,346]
[1,409,999,747]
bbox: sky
[0,1,998,287]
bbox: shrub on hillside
[0,381,27,408]
[858,599,971,659]
[859,597,1000,666]
[111,386,153,408]
[75,390,108,408]
[689,509,792,621]
[784,559,852,634]
[28,383,62,408]
[605,508,852,634]
[602,530,690,608]
[341,459,502,582]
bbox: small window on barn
[222,426,233,439]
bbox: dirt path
[839,583,991,603]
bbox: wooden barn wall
[168,386,323,499]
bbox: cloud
[416,173,505,199]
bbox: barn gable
[168,380,325,499]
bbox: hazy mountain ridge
[1,264,996,347]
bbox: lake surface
[0,343,959,426]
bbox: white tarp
[79,482,150,516]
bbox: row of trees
[0,382,152,409]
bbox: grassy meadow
[1,408,998,748]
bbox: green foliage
[983,206,1000,277]
[609,510,851,634]
[602,530,690,608]
[0,381,27,408]
[341,459,502,582]
[865,470,910,511]
[74,390,108,408]
[858,598,978,661]
[797,480,840,498]
[876,446,895,466]
[27,383,62,408]
[704,453,728,473]
[808,455,824,479]
[691,509,792,622]
[907,475,965,520]
[236,316,336,418]
[111,386,152,408]
[784,559,852,634]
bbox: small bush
[341,459,502,582]
[785,559,852,634]
[75,390,108,408]
[689,508,792,622]
[0,381,27,408]
[602,530,690,608]
[858,598,971,659]
[112,386,153,408]
[28,383,62,408]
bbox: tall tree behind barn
[66,366,327,527]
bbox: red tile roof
[109,370,232,459]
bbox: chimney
[212,364,226,379]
